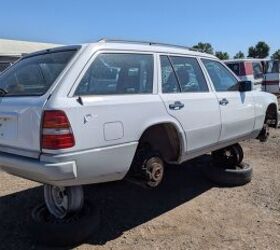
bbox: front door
[202,59,255,142]
[159,55,221,153]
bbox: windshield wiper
[0,88,8,97]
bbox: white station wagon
[0,40,278,219]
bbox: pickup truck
[0,40,278,219]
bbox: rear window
[0,50,77,96]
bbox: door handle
[169,101,184,110]
[219,98,229,106]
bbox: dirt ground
[0,128,279,250]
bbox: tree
[248,41,270,58]
[192,42,214,55]
[248,46,257,58]
[271,49,280,60]
[234,51,245,59]
[215,51,229,60]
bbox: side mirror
[239,81,252,92]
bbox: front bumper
[0,152,77,184]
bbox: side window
[252,62,264,79]
[160,55,180,93]
[226,63,240,76]
[0,62,11,72]
[202,59,238,91]
[266,61,280,73]
[75,53,154,95]
[169,56,209,92]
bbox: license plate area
[0,113,18,141]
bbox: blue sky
[0,0,279,57]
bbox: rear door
[0,49,78,158]
[159,55,221,153]
[202,59,255,142]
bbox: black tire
[212,143,244,167]
[203,162,253,187]
[30,200,100,247]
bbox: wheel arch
[136,120,186,163]
[265,102,278,128]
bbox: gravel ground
[0,128,279,250]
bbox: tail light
[41,110,75,150]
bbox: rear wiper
[0,88,8,97]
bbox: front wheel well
[266,103,278,128]
[137,123,182,163]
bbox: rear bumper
[0,142,138,186]
[0,152,77,184]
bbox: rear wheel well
[266,103,278,127]
[137,123,181,163]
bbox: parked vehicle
[224,59,264,91]
[263,60,280,94]
[0,40,278,219]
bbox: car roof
[24,40,218,60]
[86,40,217,59]
[224,58,268,63]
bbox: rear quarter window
[75,53,154,95]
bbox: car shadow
[0,155,213,250]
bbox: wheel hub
[145,157,164,187]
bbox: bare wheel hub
[144,157,164,188]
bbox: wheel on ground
[30,200,100,247]
[203,162,253,187]
[130,146,165,188]
[212,143,244,167]
[44,185,84,219]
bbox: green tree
[192,42,214,55]
[271,49,280,60]
[234,51,245,59]
[248,41,270,58]
[215,51,229,60]
[248,46,257,58]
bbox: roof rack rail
[97,38,195,51]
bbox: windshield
[0,50,77,97]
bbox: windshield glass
[0,50,77,96]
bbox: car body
[0,40,278,188]
[0,61,12,73]
[224,59,265,91]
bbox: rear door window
[160,55,209,93]
[75,53,154,95]
[0,50,77,96]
